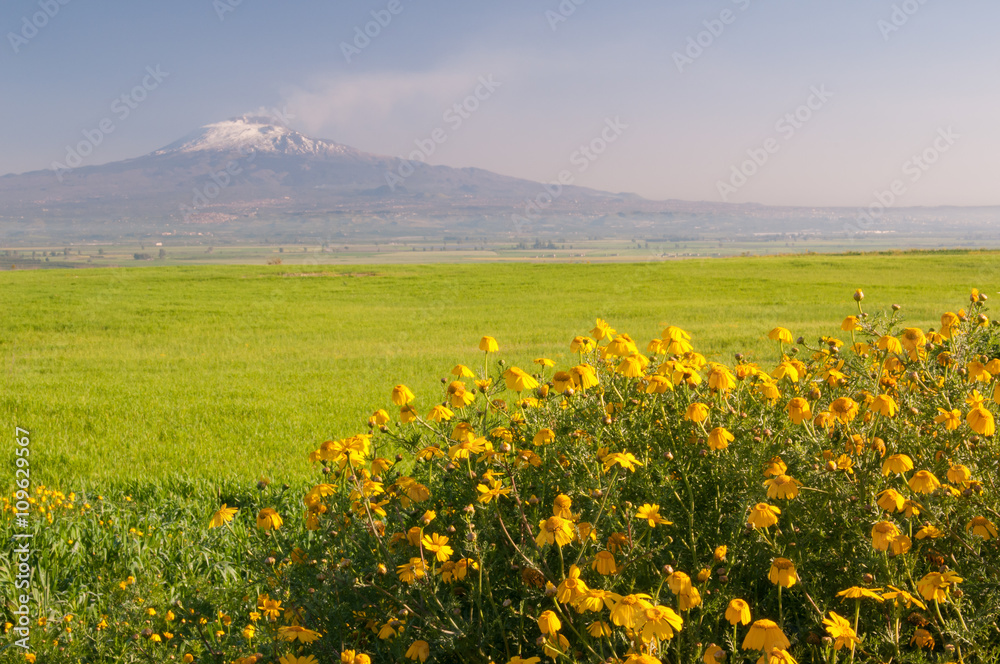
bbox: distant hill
[0,115,997,243]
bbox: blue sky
[2,0,998,206]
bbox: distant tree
[158,248,166,259]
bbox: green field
[2,250,998,486]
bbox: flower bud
[853,289,864,302]
[662,564,674,575]
[891,303,901,311]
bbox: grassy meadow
[2,250,998,486]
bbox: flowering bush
[251,289,999,664]
[4,289,1000,664]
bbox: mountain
[0,115,641,231]
[0,116,997,244]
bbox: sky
[2,0,998,207]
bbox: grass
[1,250,998,485]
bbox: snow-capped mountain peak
[152,115,356,158]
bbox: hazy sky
[2,0,998,206]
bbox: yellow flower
[552,494,572,517]
[278,625,322,643]
[763,456,787,477]
[747,503,780,530]
[569,363,599,389]
[476,479,511,504]
[764,475,801,500]
[703,645,725,664]
[504,367,539,392]
[592,550,617,575]
[836,587,885,602]
[967,516,998,539]
[967,405,995,436]
[877,489,905,512]
[916,571,963,602]
[667,571,692,595]
[256,508,283,531]
[684,402,710,423]
[369,408,391,426]
[535,516,575,548]
[881,454,913,476]
[183,656,194,664]
[636,503,672,528]
[768,327,793,344]
[506,658,541,664]
[209,504,238,529]
[910,628,934,649]
[421,533,454,562]
[590,318,616,340]
[708,364,737,392]
[726,599,751,626]
[570,336,596,354]
[587,621,612,638]
[870,394,897,417]
[768,558,797,588]
[556,565,589,603]
[908,470,940,494]
[822,611,859,651]
[260,598,283,621]
[882,586,926,609]
[391,384,415,405]
[603,452,643,473]
[915,524,942,540]
[616,353,650,378]
[890,535,912,555]
[829,397,859,423]
[396,558,427,584]
[760,649,798,664]
[537,610,561,634]
[714,545,728,562]
[707,427,734,451]
[785,398,811,425]
[871,521,901,551]
[399,404,418,423]
[606,333,639,357]
[281,656,319,664]
[426,404,454,422]
[242,624,255,639]
[946,463,971,485]
[608,593,653,628]
[742,619,790,652]
[841,315,861,331]
[533,428,556,446]
[877,335,903,354]
[405,640,430,662]
[479,336,499,353]
[900,327,926,351]
[639,605,683,642]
